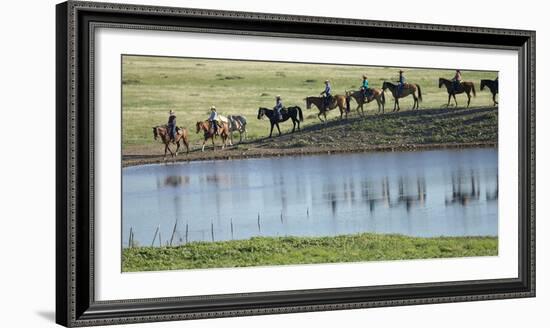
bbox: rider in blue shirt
[361,74,370,100]
[397,70,405,96]
[274,95,284,121]
[167,110,176,141]
[320,80,332,110]
[208,106,219,135]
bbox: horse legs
[318,112,324,123]
[467,93,471,108]
[291,119,296,133]
[452,94,458,107]
[211,136,216,151]
[447,94,452,107]
[276,123,282,136]
[493,93,498,106]
[164,143,174,160]
[174,141,180,157]
[201,140,206,152]
[269,123,274,138]
[184,139,190,153]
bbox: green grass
[122,56,498,148]
[122,233,498,271]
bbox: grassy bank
[122,233,498,272]
[122,106,497,166]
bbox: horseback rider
[320,79,332,110]
[397,70,405,96]
[208,106,220,135]
[452,69,462,92]
[167,110,177,142]
[361,74,370,101]
[274,95,284,121]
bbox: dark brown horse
[382,82,422,111]
[152,125,190,160]
[439,78,476,108]
[346,88,386,115]
[257,106,303,138]
[480,78,499,106]
[305,95,349,122]
[195,120,230,152]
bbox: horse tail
[345,96,350,113]
[471,82,476,97]
[416,84,422,102]
[297,106,304,122]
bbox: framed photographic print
[56,1,535,326]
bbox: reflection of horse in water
[163,176,190,187]
[396,177,427,212]
[445,172,481,206]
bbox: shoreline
[122,141,497,168]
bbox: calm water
[122,149,498,247]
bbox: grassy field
[122,233,498,271]
[122,55,498,149]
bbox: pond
[122,148,498,247]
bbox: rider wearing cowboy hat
[320,79,332,110]
[208,106,219,135]
[167,109,177,142]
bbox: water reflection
[123,149,498,247]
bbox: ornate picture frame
[56,1,535,326]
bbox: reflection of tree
[445,171,481,206]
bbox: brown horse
[152,125,190,160]
[346,89,386,115]
[195,120,230,152]
[305,95,349,122]
[382,82,422,111]
[439,78,476,108]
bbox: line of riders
[154,69,499,158]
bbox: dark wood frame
[56,1,535,326]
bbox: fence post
[169,220,178,246]
[151,226,159,247]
